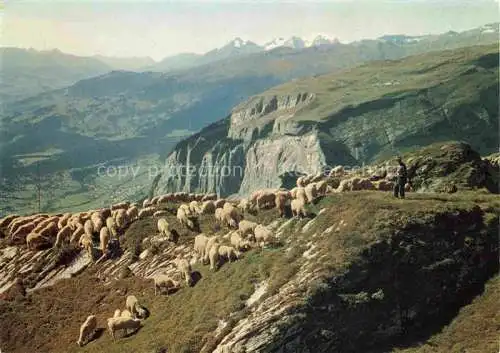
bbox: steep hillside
[158,44,499,197]
[0,190,498,353]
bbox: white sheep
[238,220,258,238]
[254,224,273,247]
[113,309,122,318]
[106,217,118,238]
[189,200,201,214]
[125,295,146,319]
[126,206,139,222]
[114,209,128,230]
[194,233,209,263]
[209,243,221,271]
[157,218,172,238]
[291,198,307,218]
[305,182,318,203]
[218,245,240,262]
[83,219,94,237]
[204,236,221,264]
[177,207,194,229]
[230,232,251,251]
[174,257,193,286]
[79,233,93,258]
[121,309,133,318]
[153,274,181,296]
[54,224,72,248]
[70,224,85,244]
[138,206,156,219]
[199,200,216,215]
[77,315,97,347]
[26,232,48,250]
[99,226,110,254]
[107,316,141,341]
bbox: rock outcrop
[157,45,499,197]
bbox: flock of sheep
[0,164,408,347]
[77,294,147,346]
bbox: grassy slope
[393,275,499,353]
[233,43,498,127]
[0,191,498,353]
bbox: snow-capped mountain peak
[232,37,249,48]
[264,36,306,50]
[305,34,340,47]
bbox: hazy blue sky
[2,0,499,61]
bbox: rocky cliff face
[156,45,499,197]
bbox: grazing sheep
[310,172,324,183]
[70,224,85,244]
[126,206,139,222]
[199,200,216,215]
[189,201,201,214]
[254,224,273,247]
[275,191,291,217]
[295,187,307,203]
[111,201,130,211]
[329,165,344,177]
[57,213,72,230]
[77,315,97,347]
[296,176,306,187]
[194,233,209,263]
[204,236,221,264]
[291,198,307,218]
[202,193,217,201]
[125,295,146,319]
[84,219,94,237]
[237,198,254,214]
[107,316,141,341]
[222,203,242,227]
[218,245,240,262]
[54,225,72,248]
[9,216,38,235]
[174,257,193,286]
[11,221,37,242]
[179,203,193,216]
[121,309,133,318]
[316,180,328,195]
[0,214,19,229]
[352,178,375,191]
[99,227,110,254]
[105,217,117,238]
[208,243,221,271]
[142,198,152,208]
[238,220,258,238]
[374,180,394,191]
[153,210,169,218]
[305,183,318,203]
[79,233,93,258]
[215,208,224,223]
[153,274,181,296]
[26,232,49,250]
[230,232,251,251]
[138,206,156,219]
[214,199,226,208]
[177,207,195,229]
[151,196,161,205]
[115,209,128,230]
[256,191,276,209]
[157,218,172,238]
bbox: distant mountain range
[2,23,498,103]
